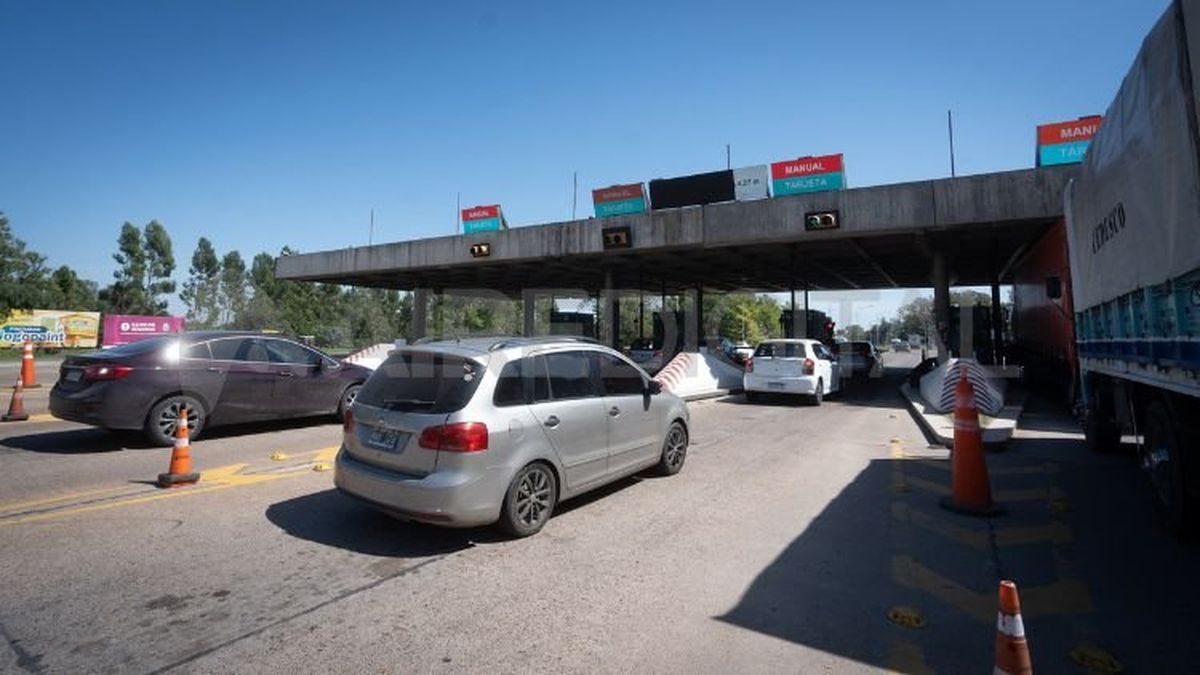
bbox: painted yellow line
[887,639,934,675]
[0,449,339,527]
[311,446,338,463]
[903,475,1065,503]
[913,458,1059,475]
[893,503,1074,549]
[200,463,250,481]
[26,413,57,423]
[0,484,142,514]
[892,555,1092,622]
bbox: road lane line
[892,555,1092,622]
[886,639,934,675]
[0,448,340,526]
[0,484,141,513]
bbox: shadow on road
[266,488,503,558]
[0,427,142,453]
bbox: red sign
[1037,116,1102,146]
[592,183,644,203]
[461,205,500,221]
[770,154,844,180]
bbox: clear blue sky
[1,0,1169,322]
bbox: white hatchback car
[743,339,840,405]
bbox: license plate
[364,427,403,451]
[65,369,83,383]
[768,381,785,389]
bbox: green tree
[0,213,51,316]
[46,266,99,311]
[180,238,221,328]
[102,221,176,314]
[218,250,248,327]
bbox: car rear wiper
[381,398,437,410]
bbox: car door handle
[277,370,294,377]
[608,406,620,417]
[206,367,223,373]
[543,415,560,428]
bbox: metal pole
[947,109,957,178]
[726,144,731,170]
[369,208,374,246]
[572,171,578,220]
[455,192,461,234]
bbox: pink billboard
[102,314,185,347]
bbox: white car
[743,339,841,405]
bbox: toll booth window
[545,351,600,400]
[598,355,645,396]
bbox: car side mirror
[646,380,663,395]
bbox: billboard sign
[648,170,735,210]
[592,183,647,217]
[461,205,507,234]
[770,154,845,196]
[733,165,770,200]
[102,314,185,347]
[1037,115,1102,166]
[0,310,101,348]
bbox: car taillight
[745,357,753,372]
[803,358,815,375]
[419,422,489,453]
[83,364,134,380]
[343,409,355,434]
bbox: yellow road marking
[26,413,56,423]
[0,484,140,513]
[892,555,1092,623]
[913,458,1058,475]
[892,503,1074,549]
[311,446,338,463]
[887,639,934,675]
[903,475,1065,502]
[0,446,340,527]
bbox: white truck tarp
[1066,0,1200,312]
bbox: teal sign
[772,172,844,197]
[463,217,501,234]
[594,197,646,217]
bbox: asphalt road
[0,352,1197,674]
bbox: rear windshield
[356,352,486,414]
[851,343,873,354]
[99,336,176,357]
[753,342,808,358]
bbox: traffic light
[470,243,491,258]
[825,320,836,335]
[805,210,839,231]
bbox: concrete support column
[433,289,444,338]
[696,287,705,349]
[932,251,950,364]
[683,288,699,351]
[522,289,536,337]
[600,269,616,348]
[411,288,429,341]
[991,280,1003,365]
[789,288,799,339]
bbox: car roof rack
[488,336,602,351]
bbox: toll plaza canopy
[275,166,1077,293]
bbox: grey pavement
[0,352,1195,674]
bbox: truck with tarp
[1065,0,1200,532]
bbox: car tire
[337,383,362,419]
[144,395,204,447]
[498,462,558,538]
[656,421,688,476]
[1144,400,1192,535]
[810,379,824,406]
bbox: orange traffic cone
[2,375,29,422]
[940,364,1001,515]
[157,405,199,488]
[995,580,1033,675]
[21,340,39,388]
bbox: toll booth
[780,309,835,343]
[948,305,995,364]
[550,311,597,339]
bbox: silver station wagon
[334,337,690,537]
